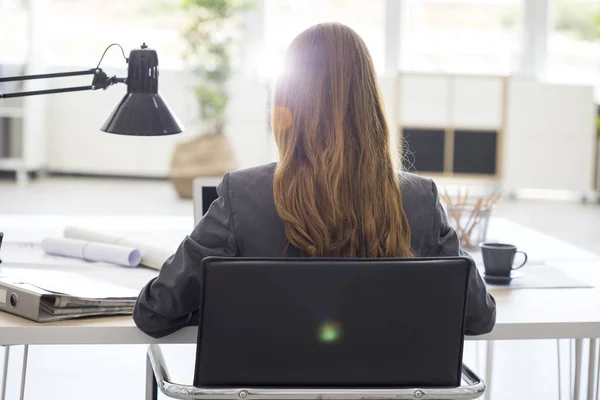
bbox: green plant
[499,8,521,30]
[181,0,250,135]
[555,0,599,41]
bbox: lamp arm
[0,68,126,99]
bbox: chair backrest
[194,257,472,389]
[192,177,222,225]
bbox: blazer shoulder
[225,162,277,204]
[399,172,435,201]
[228,162,277,184]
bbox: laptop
[194,257,472,388]
[192,177,222,225]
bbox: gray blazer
[134,163,496,338]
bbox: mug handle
[512,251,528,270]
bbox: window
[547,0,600,102]
[263,0,385,74]
[400,0,523,75]
[42,0,187,69]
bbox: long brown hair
[272,23,412,258]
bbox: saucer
[483,270,524,285]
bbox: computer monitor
[192,177,222,225]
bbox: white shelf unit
[597,139,600,193]
[0,81,27,181]
[0,157,25,169]
[0,107,24,118]
[397,73,506,181]
[0,83,47,183]
[381,72,597,196]
[0,0,49,183]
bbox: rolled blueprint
[41,238,142,267]
[64,226,171,270]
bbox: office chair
[146,257,486,400]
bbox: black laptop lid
[201,186,218,215]
[195,257,471,388]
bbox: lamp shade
[101,44,183,136]
[101,93,183,136]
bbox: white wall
[46,68,200,177]
[503,79,596,193]
[44,67,271,177]
[223,73,271,168]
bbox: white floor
[0,176,599,400]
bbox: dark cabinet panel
[401,128,445,173]
[453,130,497,175]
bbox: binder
[0,268,139,322]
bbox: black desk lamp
[0,43,183,136]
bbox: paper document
[64,226,171,270]
[39,301,133,316]
[483,264,592,290]
[41,237,142,267]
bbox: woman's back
[133,22,495,339]
[218,163,443,258]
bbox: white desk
[0,260,598,345]
[0,214,192,249]
[485,218,597,262]
[1,214,596,262]
[0,215,599,399]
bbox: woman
[134,23,496,338]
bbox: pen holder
[446,204,492,250]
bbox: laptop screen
[201,186,219,216]
[193,178,223,225]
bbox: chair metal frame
[146,344,486,400]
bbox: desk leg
[1,346,9,400]
[596,340,599,400]
[574,339,583,400]
[572,340,575,396]
[19,345,28,400]
[558,340,563,400]
[484,341,494,400]
[588,339,598,400]
[146,354,158,400]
